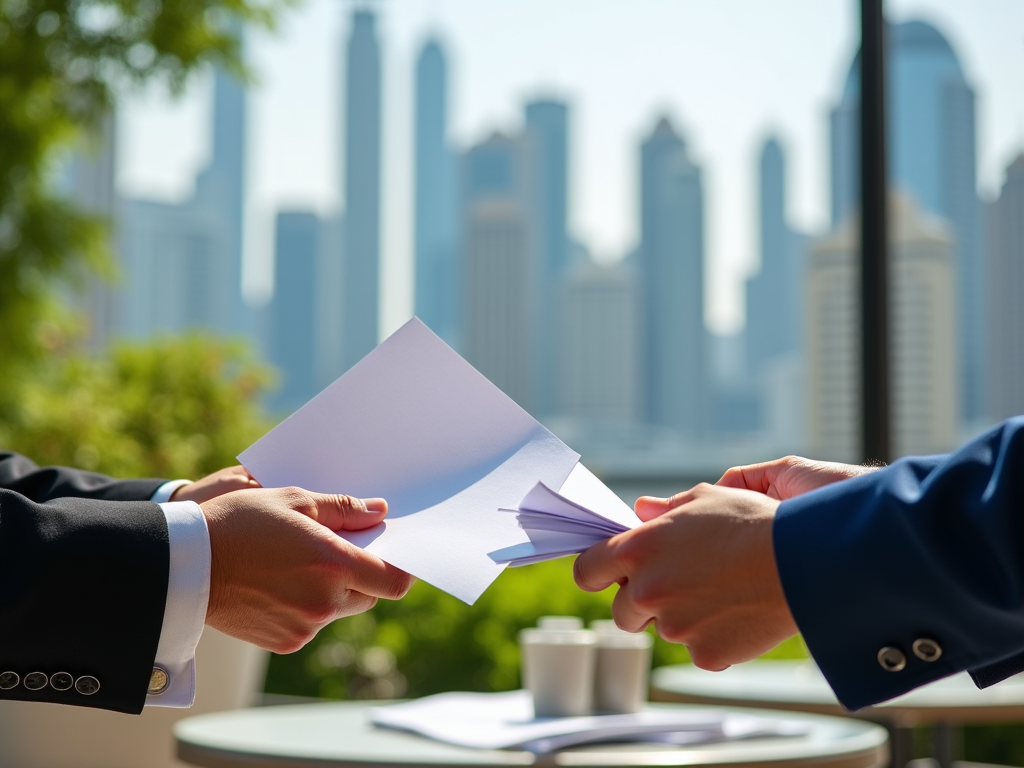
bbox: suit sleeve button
[50,672,74,691]
[23,672,48,691]
[148,666,170,695]
[0,672,19,690]
[913,638,943,662]
[75,676,101,695]
[878,646,907,672]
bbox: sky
[117,0,1024,337]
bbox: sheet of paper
[238,318,580,604]
[370,690,806,752]
[489,464,642,566]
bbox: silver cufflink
[148,666,170,696]
[23,672,48,691]
[50,672,74,691]
[75,676,100,695]
[877,646,907,672]
[913,638,942,662]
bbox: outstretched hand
[172,465,261,504]
[715,455,878,501]
[574,484,797,671]
[201,487,414,653]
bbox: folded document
[370,690,808,752]
[491,473,641,567]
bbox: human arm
[0,475,412,713]
[575,417,1024,710]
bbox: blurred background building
[77,2,1022,482]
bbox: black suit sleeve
[0,453,171,714]
[0,451,165,503]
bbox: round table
[174,700,888,768]
[652,662,1024,768]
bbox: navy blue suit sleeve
[773,417,1024,711]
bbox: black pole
[860,0,891,464]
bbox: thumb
[634,495,673,522]
[310,494,388,532]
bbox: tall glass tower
[414,38,459,347]
[342,7,382,371]
[830,20,982,423]
[525,99,569,416]
[746,137,803,378]
[638,117,707,436]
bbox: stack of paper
[238,318,639,604]
[370,691,808,753]
[491,476,640,567]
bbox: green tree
[0,0,286,402]
[0,334,274,479]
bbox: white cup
[590,622,653,714]
[519,628,597,717]
[537,616,584,631]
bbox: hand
[715,455,878,501]
[172,465,261,504]
[200,487,415,653]
[574,484,797,671]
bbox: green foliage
[265,557,810,701]
[0,0,288,387]
[0,334,274,479]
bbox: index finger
[573,536,629,592]
[716,462,775,493]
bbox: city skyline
[116,0,1024,337]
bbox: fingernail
[362,498,387,514]
[639,496,669,504]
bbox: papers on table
[370,690,808,753]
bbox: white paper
[490,464,642,567]
[370,690,806,752]
[238,318,580,604]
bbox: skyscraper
[807,195,957,461]
[746,137,804,378]
[461,133,539,412]
[638,117,708,436]
[66,115,118,350]
[414,38,459,347]
[342,7,382,371]
[830,20,983,423]
[557,261,639,422]
[988,155,1024,422]
[525,99,570,416]
[116,66,249,340]
[270,212,320,413]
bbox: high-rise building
[830,20,983,423]
[116,67,249,341]
[524,99,570,416]
[65,115,118,350]
[806,194,957,461]
[269,212,321,413]
[461,133,539,412]
[414,38,459,347]
[638,117,708,436]
[341,8,382,371]
[988,155,1024,422]
[746,137,804,378]
[557,261,638,422]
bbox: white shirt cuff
[149,499,210,707]
[151,479,192,504]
